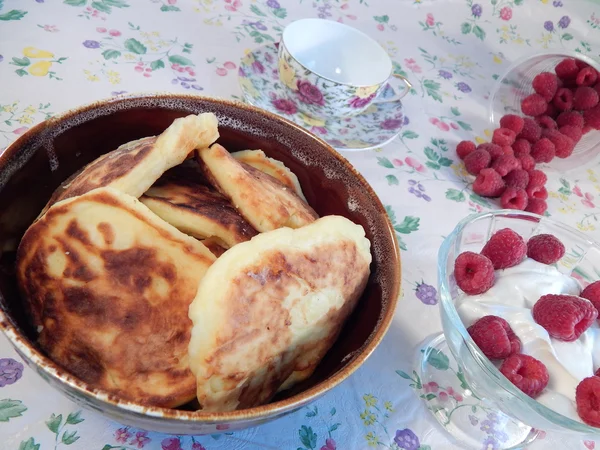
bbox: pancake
[43,112,219,211]
[188,215,372,411]
[140,160,258,248]
[17,187,216,408]
[196,144,318,233]
[231,150,307,201]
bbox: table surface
[2,0,600,449]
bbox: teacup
[278,18,411,120]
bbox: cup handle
[373,73,412,104]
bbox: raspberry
[583,124,594,134]
[555,58,580,80]
[576,67,598,87]
[532,72,559,102]
[584,105,600,130]
[467,315,521,359]
[464,149,491,175]
[544,101,558,118]
[525,198,547,215]
[576,377,600,427]
[573,86,600,110]
[501,187,528,210]
[492,155,520,177]
[556,111,585,128]
[502,146,514,157]
[580,280,600,315]
[576,60,590,70]
[457,140,477,160]
[518,118,542,143]
[553,87,574,111]
[512,139,531,158]
[533,294,598,341]
[531,138,556,163]
[521,93,548,117]
[492,128,516,146]
[527,169,547,187]
[559,125,583,143]
[535,115,557,130]
[504,169,529,190]
[473,168,506,197]
[499,114,525,134]
[527,234,565,264]
[500,354,549,398]
[484,144,504,161]
[454,251,495,295]
[518,154,536,171]
[526,185,548,200]
[596,368,600,377]
[481,228,526,269]
[544,129,575,158]
[594,82,600,97]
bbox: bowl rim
[438,209,600,434]
[0,93,401,423]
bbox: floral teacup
[278,18,411,119]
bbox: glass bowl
[418,210,600,449]
[489,51,600,172]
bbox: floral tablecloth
[2,0,600,449]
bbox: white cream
[456,258,600,422]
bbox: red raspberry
[473,168,506,197]
[527,185,548,200]
[500,354,549,398]
[504,169,529,190]
[576,376,600,427]
[555,58,580,80]
[533,294,598,341]
[464,149,491,175]
[527,169,547,187]
[492,155,520,177]
[484,144,504,162]
[583,105,600,130]
[501,187,528,210]
[580,280,600,316]
[525,198,547,215]
[556,111,585,128]
[454,251,495,295]
[517,118,542,143]
[467,315,521,359]
[457,140,477,160]
[573,86,600,110]
[499,114,525,134]
[518,155,536,171]
[583,124,594,134]
[544,129,575,158]
[553,87,574,111]
[492,128,516,146]
[544,101,558,118]
[481,228,527,269]
[596,368,600,377]
[576,59,591,70]
[576,67,598,87]
[594,82,600,97]
[521,93,548,117]
[512,139,531,158]
[559,125,583,143]
[535,115,558,130]
[527,234,565,264]
[532,72,559,102]
[531,138,556,163]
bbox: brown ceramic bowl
[0,94,400,434]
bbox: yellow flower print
[493,54,503,64]
[106,70,121,84]
[83,69,100,82]
[140,32,150,38]
[239,77,259,99]
[384,401,394,412]
[588,169,598,182]
[28,61,52,76]
[355,85,379,99]
[16,114,33,124]
[124,53,136,61]
[360,409,376,426]
[363,394,377,407]
[3,105,15,113]
[452,163,469,179]
[298,112,326,127]
[151,31,160,37]
[364,104,378,114]
[24,105,37,115]
[149,46,159,52]
[365,432,379,447]
[23,47,54,59]
[278,58,297,91]
[345,139,370,148]
[540,0,549,3]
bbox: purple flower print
[0,358,23,386]
[111,91,128,96]
[114,427,131,444]
[267,0,280,8]
[272,98,298,115]
[403,116,410,125]
[456,82,472,93]
[482,435,500,450]
[252,60,265,74]
[394,429,420,450]
[438,69,453,79]
[264,51,274,63]
[171,76,203,90]
[553,0,563,6]
[471,4,482,17]
[408,180,431,201]
[468,414,479,425]
[82,40,100,49]
[130,431,150,448]
[349,94,375,108]
[320,438,336,450]
[381,118,402,130]
[415,282,438,305]
[558,15,571,28]
[243,20,267,31]
[0,55,4,63]
[544,21,554,32]
[161,437,182,450]
[296,80,325,106]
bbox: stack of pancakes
[16,113,372,411]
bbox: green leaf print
[392,61,409,79]
[103,0,129,7]
[424,348,449,370]
[61,430,80,445]
[305,406,318,417]
[473,25,486,41]
[0,10,26,20]
[418,446,432,450]
[329,423,341,432]
[438,157,453,167]
[426,161,440,170]
[386,174,399,185]
[461,22,472,34]
[376,156,394,169]
[395,216,420,234]
[272,7,287,19]
[91,1,112,13]
[102,49,121,60]
[456,367,471,390]
[445,188,466,202]
[396,370,411,379]
[423,79,442,103]
[124,38,147,54]
[469,193,490,207]
[15,69,28,77]
[562,33,573,41]
[64,0,87,5]
[46,413,62,434]
[66,410,84,425]
[299,425,317,449]
[374,15,389,23]
[330,407,336,416]
[161,5,180,11]
[424,147,439,162]
[250,4,266,16]
[19,438,40,450]
[0,399,27,422]
[402,130,418,139]
[151,59,165,70]
[169,54,194,66]
[385,205,396,224]
[457,120,472,131]
[11,57,30,66]
[422,393,436,400]
[451,107,460,116]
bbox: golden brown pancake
[140,160,258,248]
[231,150,307,201]
[42,113,219,212]
[188,215,371,411]
[17,187,216,408]
[196,144,318,233]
